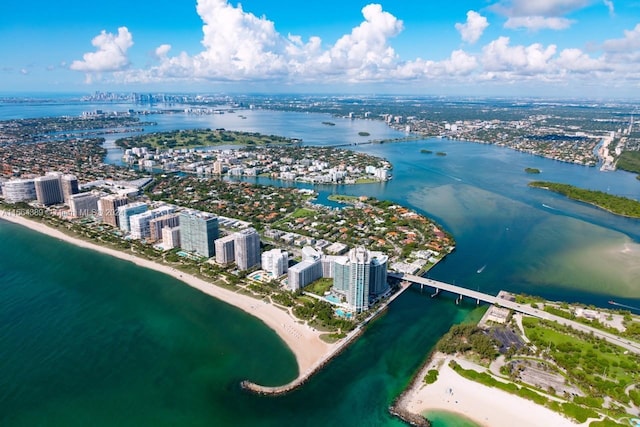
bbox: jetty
[242,281,413,395]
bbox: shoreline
[244,280,414,394]
[395,353,581,427]
[0,213,342,389]
[529,182,640,219]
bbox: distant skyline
[2,0,640,98]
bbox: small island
[327,194,360,204]
[616,151,640,180]
[529,181,640,218]
[116,128,299,150]
[525,167,541,174]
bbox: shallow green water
[426,411,482,427]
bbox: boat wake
[609,300,640,312]
[477,264,486,274]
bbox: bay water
[1,101,639,425]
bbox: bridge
[389,272,640,355]
[389,272,502,306]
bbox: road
[392,272,640,355]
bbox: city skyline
[3,1,640,98]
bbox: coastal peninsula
[529,181,640,218]
[121,142,392,184]
[395,294,640,427]
[0,120,453,391]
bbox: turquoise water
[426,411,482,427]
[325,295,341,304]
[0,221,473,426]
[334,309,352,319]
[1,105,639,426]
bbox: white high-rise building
[332,247,388,313]
[129,206,175,240]
[162,226,181,250]
[234,228,261,271]
[346,247,370,313]
[288,258,322,291]
[68,192,100,217]
[2,179,36,203]
[261,248,288,279]
[118,202,148,232]
[214,234,235,265]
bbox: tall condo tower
[2,179,36,203]
[179,210,219,258]
[233,228,261,271]
[346,247,370,313]
[214,234,236,265]
[61,174,79,203]
[261,248,288,279]
[34,174,63,206]
[118,202,148,232]
[99,195,129,227]
[332,247,389,313]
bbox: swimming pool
[325,295,341,304]
[335,309,352,319]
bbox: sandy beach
[0,214,338,384]
[399,354,581,427]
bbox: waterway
[1,100,639,426]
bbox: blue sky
[2,0,640,97]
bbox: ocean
[1,100,639,426]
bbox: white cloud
[155,44,172,59]
[504,16,574,31]
[491,0,597,30]
[603,0,615,16]
[602,23,640,52]
[600,24,640,68]
[455,11,489,44]
[314,4,403,80]
[70,27,133,72]
[492,0,592,17]
[193,0,287,77]
[69,1,640,92]
[393,50,478,80]
[123,1,403,84]
[443,50,479,75]
[555,48,605,72]
[482,37,557,74]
